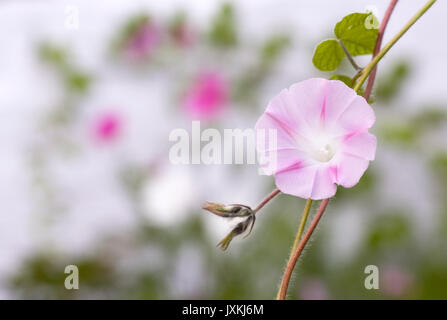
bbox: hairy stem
[273,0,436,301]
[276,198,312,299]
[354,0,436,93]
[277,199,330,300]
[290,199,313,255]
[364,0,399,101]
[254,188,281,213]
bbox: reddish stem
[364,0,399,101]
[278,198,329,300]
[254,188,281,213]
[277,1,400,300]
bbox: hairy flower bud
[202,202,253,218]
[202,202,256,250]
[217,215,255,251]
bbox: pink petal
[311,166,337,200]
[335,153,370,188]
[274,149,313,173]
[341,132,377,161]
[258,147,313,176]
[337,96,375,132]
[322,80,358,127]
[274,165,318,199]
[288,78,327,129]
[258,149,299,176]
[255,112,297,152]
[265,88,313,140]
[274,164,337,200]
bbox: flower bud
[217,215,255,251]
[202,202,253,218]
[202,202,257,251]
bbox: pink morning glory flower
[183,72,229,120]
[92,112,123,143]
[255,78,376,200]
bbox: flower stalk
[276,0,436,300]
[338,39,362,71]
[277,198,329,300]
[364,0,399,101]
[254,188,281,213]
[276,198,312,299]
[354,0,436,93]
[202,0,437,299]
[290,199,313,254]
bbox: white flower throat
[311,143,336,162]
[296,132,337,163]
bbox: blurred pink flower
[183,72,229,120]
[299,278,329,300]
[382,265,414,297]
[255,78,376,200]
[92,112,122,143]
[125,22,161,60]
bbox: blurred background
[1,0,447,299]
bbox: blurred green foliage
[12,254,114,299]
[10,5,447,301]
[40,44,67,69]
[261,35,290,64]
[376,60,411,103]
[431,152,447,180]
[39,43,91,95]
[209,3,237,47]
[11,197,447,299]
[233,34,291,104]
[112,13,150,52]
[366,213,411,251]
[379,107,446,146]
[334,170,376,201]
[380,121,417,145]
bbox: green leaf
[334,13,378,56]
[312,39,345,71]
[329,74,366,97]
[329,74,354,87]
